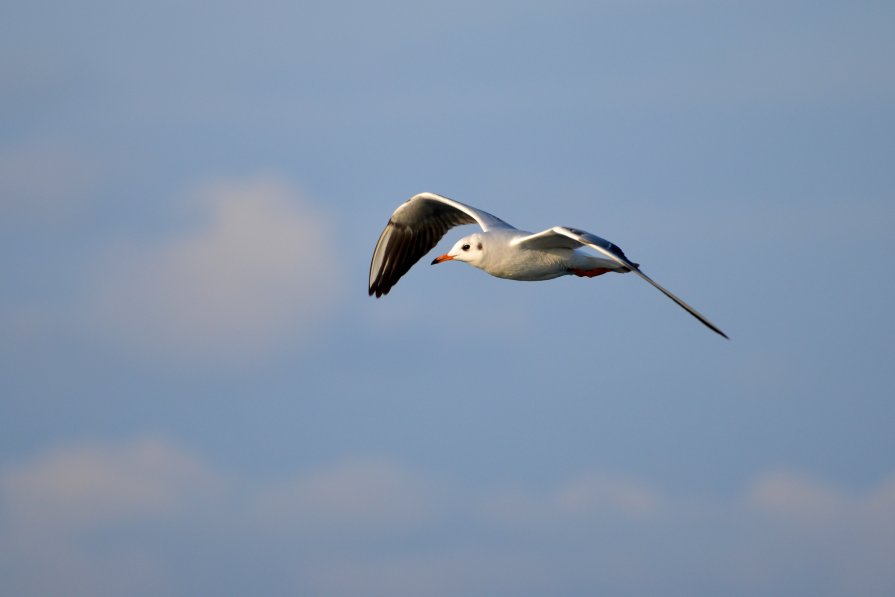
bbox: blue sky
[2,1,894,595]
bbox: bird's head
[431,234,486,266]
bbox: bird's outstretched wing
[511,226,638,266]
[514,226,728,338]
[369,192,514,297]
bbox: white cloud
[748,471,846,522]
[743,471,895,596]
[478,472,661,529]
[0,438,224,597]
[1,437,222,536]
[254,459,442,533]
[554,472,660,517]
[3,439,895,597]
[89,177,341,362]
[749,470,895,532]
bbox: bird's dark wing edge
[368,195,483,297]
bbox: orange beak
[431,254,454,265]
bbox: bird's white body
[448,229,623,281]
[369,192,727,338]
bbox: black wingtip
[704,321,729,340]
[368,285,390,298]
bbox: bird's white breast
[477,231,571,281]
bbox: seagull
[369,192,727,338]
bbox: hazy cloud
[479,472,661,529]
[749,471,846,522]
[0,438,224,597]
[555,472,661,517]
[254,459,443,533]
[88,177,341,362]
[749,470,895,531]
[743,471,895,596]
[3,438,894,596]
[1,437,222,536]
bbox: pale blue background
[2,1,894,595]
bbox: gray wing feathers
[558,227,634,264]
[512,226,637,266]
[551,226,728,339]
[368,193,512,297]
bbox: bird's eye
[462,244,470,251]
[477,243,483,250]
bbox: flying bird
[369,192,727,338]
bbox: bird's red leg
[569,267,611,278]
